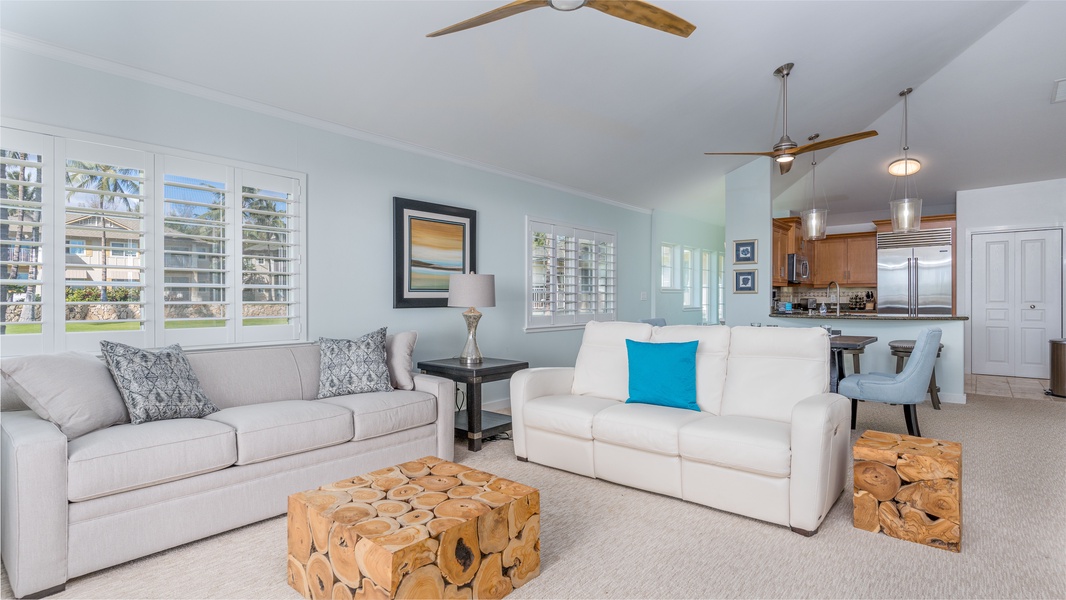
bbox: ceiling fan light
[775,155,795,163]
[888,158,921,176]
[550,0,585,10]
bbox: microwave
[787,253,811,284]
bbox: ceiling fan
[705,63,877,175]
[426,0,696,38]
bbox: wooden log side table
[853,430,962,552]
[417,358,529,452]
[287,456,540,600]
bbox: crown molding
[0,30,650,215]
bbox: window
[527,217,616,330]
[701,249,713,322]
[660,243,679,290]
[682,246,698,309]
[717,252,726,323]
[0,126,306,356]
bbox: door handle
[1030,304,1036,309]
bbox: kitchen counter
[770,312,968,321]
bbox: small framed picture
[733,239,757,264]
[733,269,757,294]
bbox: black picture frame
[393,197,477,308]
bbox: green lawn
[3,318,289,335]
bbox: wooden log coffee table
[287,456,540,600]
[853,430,962,552]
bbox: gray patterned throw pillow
[100,341,219,424]
[317,328,393,399]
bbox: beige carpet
[3,393,1064,599]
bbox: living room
[1,1,1064,599]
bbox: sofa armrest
[1,411,70,598]
[509,367,575,459]
[414,373,456,462]
[788,392,851,534]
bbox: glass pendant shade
[801,207,828,241]
[890,198,922,233]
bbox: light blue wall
[723,158,773,326]
[651,210,725,325]
[0,47,653,402]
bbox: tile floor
[966,374,1057,400]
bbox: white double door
[971,228,1063,378]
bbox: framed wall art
[733,239,757,264]
[733,269,758,294]
[393,197,477,308]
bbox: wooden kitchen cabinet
[811,232,877,286]
[772,219,791,286]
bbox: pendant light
[800,135,828,241]
[889,87,922,232]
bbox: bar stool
[888,339,944,409]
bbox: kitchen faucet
[827,281,841,316]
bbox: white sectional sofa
[0,340,455,599]
[510,321,850,535]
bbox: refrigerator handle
[911,257,919,317]
[908,257,916,317]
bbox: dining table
[829,335,878,393]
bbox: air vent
[877,228,952,249]
[1054,78,1066,104]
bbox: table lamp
[448,272,495,365]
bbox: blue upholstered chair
[640,318,667,326]
[838,327,943,437]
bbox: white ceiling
[2,1,1064,224]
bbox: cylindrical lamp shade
[800,207,828,241]
[448,273,496,308]
[890,198,922,233]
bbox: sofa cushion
[524,395,618,440]
[317,329,392,398]
[651,325,731,414]
[572,321,653,401]
[625,339,699,411]
[720,326,830,423]
[0,351,129,439]
[67,418,236,501]
[100,341,219,424]
[679,415,792,478]
[386,331,418,391]
[593,403,709,456]
[204,400,354,465]
[186,346,307,408]
[318,390,435,441]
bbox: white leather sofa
[510,321,850,535]
[1,341,455,598]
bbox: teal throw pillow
[625,339,699,411]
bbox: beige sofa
[0,341,455,598]
[510,321,850,535]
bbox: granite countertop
[770,312,969,321]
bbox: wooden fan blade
[779,160,794,175]
[788,130,878,155]
[585,0,696,37]
[704,151,775,157]
[427,0,549,37]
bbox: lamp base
[459,308,483,365]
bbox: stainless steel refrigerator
[876,229,953,317]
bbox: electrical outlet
[640,292,648,301]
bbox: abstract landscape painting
[393,197,477,308]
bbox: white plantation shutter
[238,170,300,343]
[0,125,306,355]
[526,217,616,330]
[62,139,150,351]
[0,130,49,354]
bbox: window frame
[0,121,307,356]
[525,216,617,332]
[660,242,681,291]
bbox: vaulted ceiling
[2,1,1064,224]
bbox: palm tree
[65,161,143,301]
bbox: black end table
[417,357,529,451]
